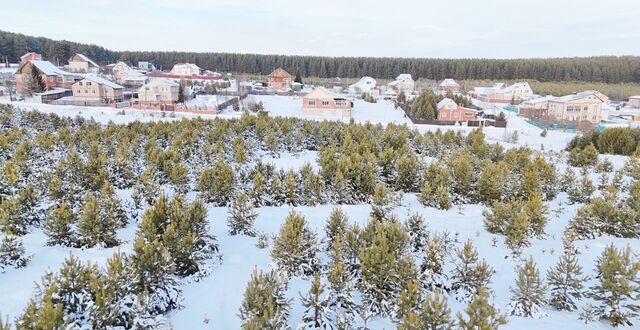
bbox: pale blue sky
[1,0,639,58]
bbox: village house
[170,63,201,76]
[138,61,156,72]
[267,68,293,91]
[629,96,640,108]
[302,87,352,110]
[137,78,179,102]
[14,60,77,95]
[436,98,478,122]
[520,91,609,125]
[348,76,377,95]
[66,53,100,73]
[20,52,42,65]
[72,75,124,103]
[438,78,461,93]
[388,74,415,95]
[111,61,147,86]
[469,82,533,104]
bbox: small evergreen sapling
[271,211,320,277]
[238,268,291,330]
[456,287,507,330]
[227,191,258,237]
[507,257,547,318]
[299,272,332,329]
[547,249,587,311]
[0,233,30,269]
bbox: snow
[81,74,124,89]
[0,96,638,329]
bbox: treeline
[2,30,640,83]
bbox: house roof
[473,82,529,95]
[303,87,346,100]
[439,78,460,87]
[349,76,376,88]
[147,78,179,87]
[268,67,292,78]
[20,60,73,76]
[522,95,554,105]
[436,98,456,109]
[79,75,123,89]
[70,54,99,68]
[629,96,640,100]
[20,52,40,59]
[172,63,201,71]
[395,74,413,81]
[549,90,606,103]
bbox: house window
[79,82,83,86]
[322,100,330,106]
[308,100,316,106]
[87,82,92,86]
[584,106,588,111]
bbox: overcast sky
[2,0,639,58]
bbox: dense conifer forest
[2,30,640,83]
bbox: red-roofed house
[20,52,42,65]
[15,60,77,95]
[436,98,477,121]
[302,87,352,110]
[267,68,293,91]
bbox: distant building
[20,52,42,65]
[15,60,77,95]
[137,78,179,102]
[302,87,352,110]
[348,76,377,95]
[72,75,124,103]
[629,96,640,108]
[388,74,415,94]
[111,61,147,86]
[469,82,533,104]
[267,68,293,91]
[67,54,100,73]
[202,70,222,78]
[138,61,156,72]
[436,98,477,121]
[438,78,461,93]
[520,91,609,125]
[170,63,201,76]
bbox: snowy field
[2,94,635,329]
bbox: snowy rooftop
[80,75,124,89]
[28,60,74,76]
[439,78,460,87]
[71,53,99,68]
[436,97,455,109]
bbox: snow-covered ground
[3,94,628,329]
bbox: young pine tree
[405,212,428,253]
[227,191,258,237]
[238,268,291,330]
[299,272,332,329]
[77,193,119,248]
[456,287,507,330]
[271,211,320,277]
[43,201,75,246]
[325,207,348,252]
[420,288,454,330]
[327,258,357,329]
[547,249,588,311]
[508,257,547,318]
[451,240,495,302]
[421,233,448,292]
[0,233,29,269]
[589,244,640,327]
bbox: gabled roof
[303,87,346,100]
[436,98,456,109]
[473,82,530,95]
[349,76,376,87]
[268,67,292,78]
[78,75,123,89]
[19,60,73,76]
[439,78,460,87]
[172,63,201,71]
[146,78,179,87]
[629,95,640,100]
[395,74,413,81]
[20,52,40,59]
[70,53,99,68]
[549,90,606,103]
